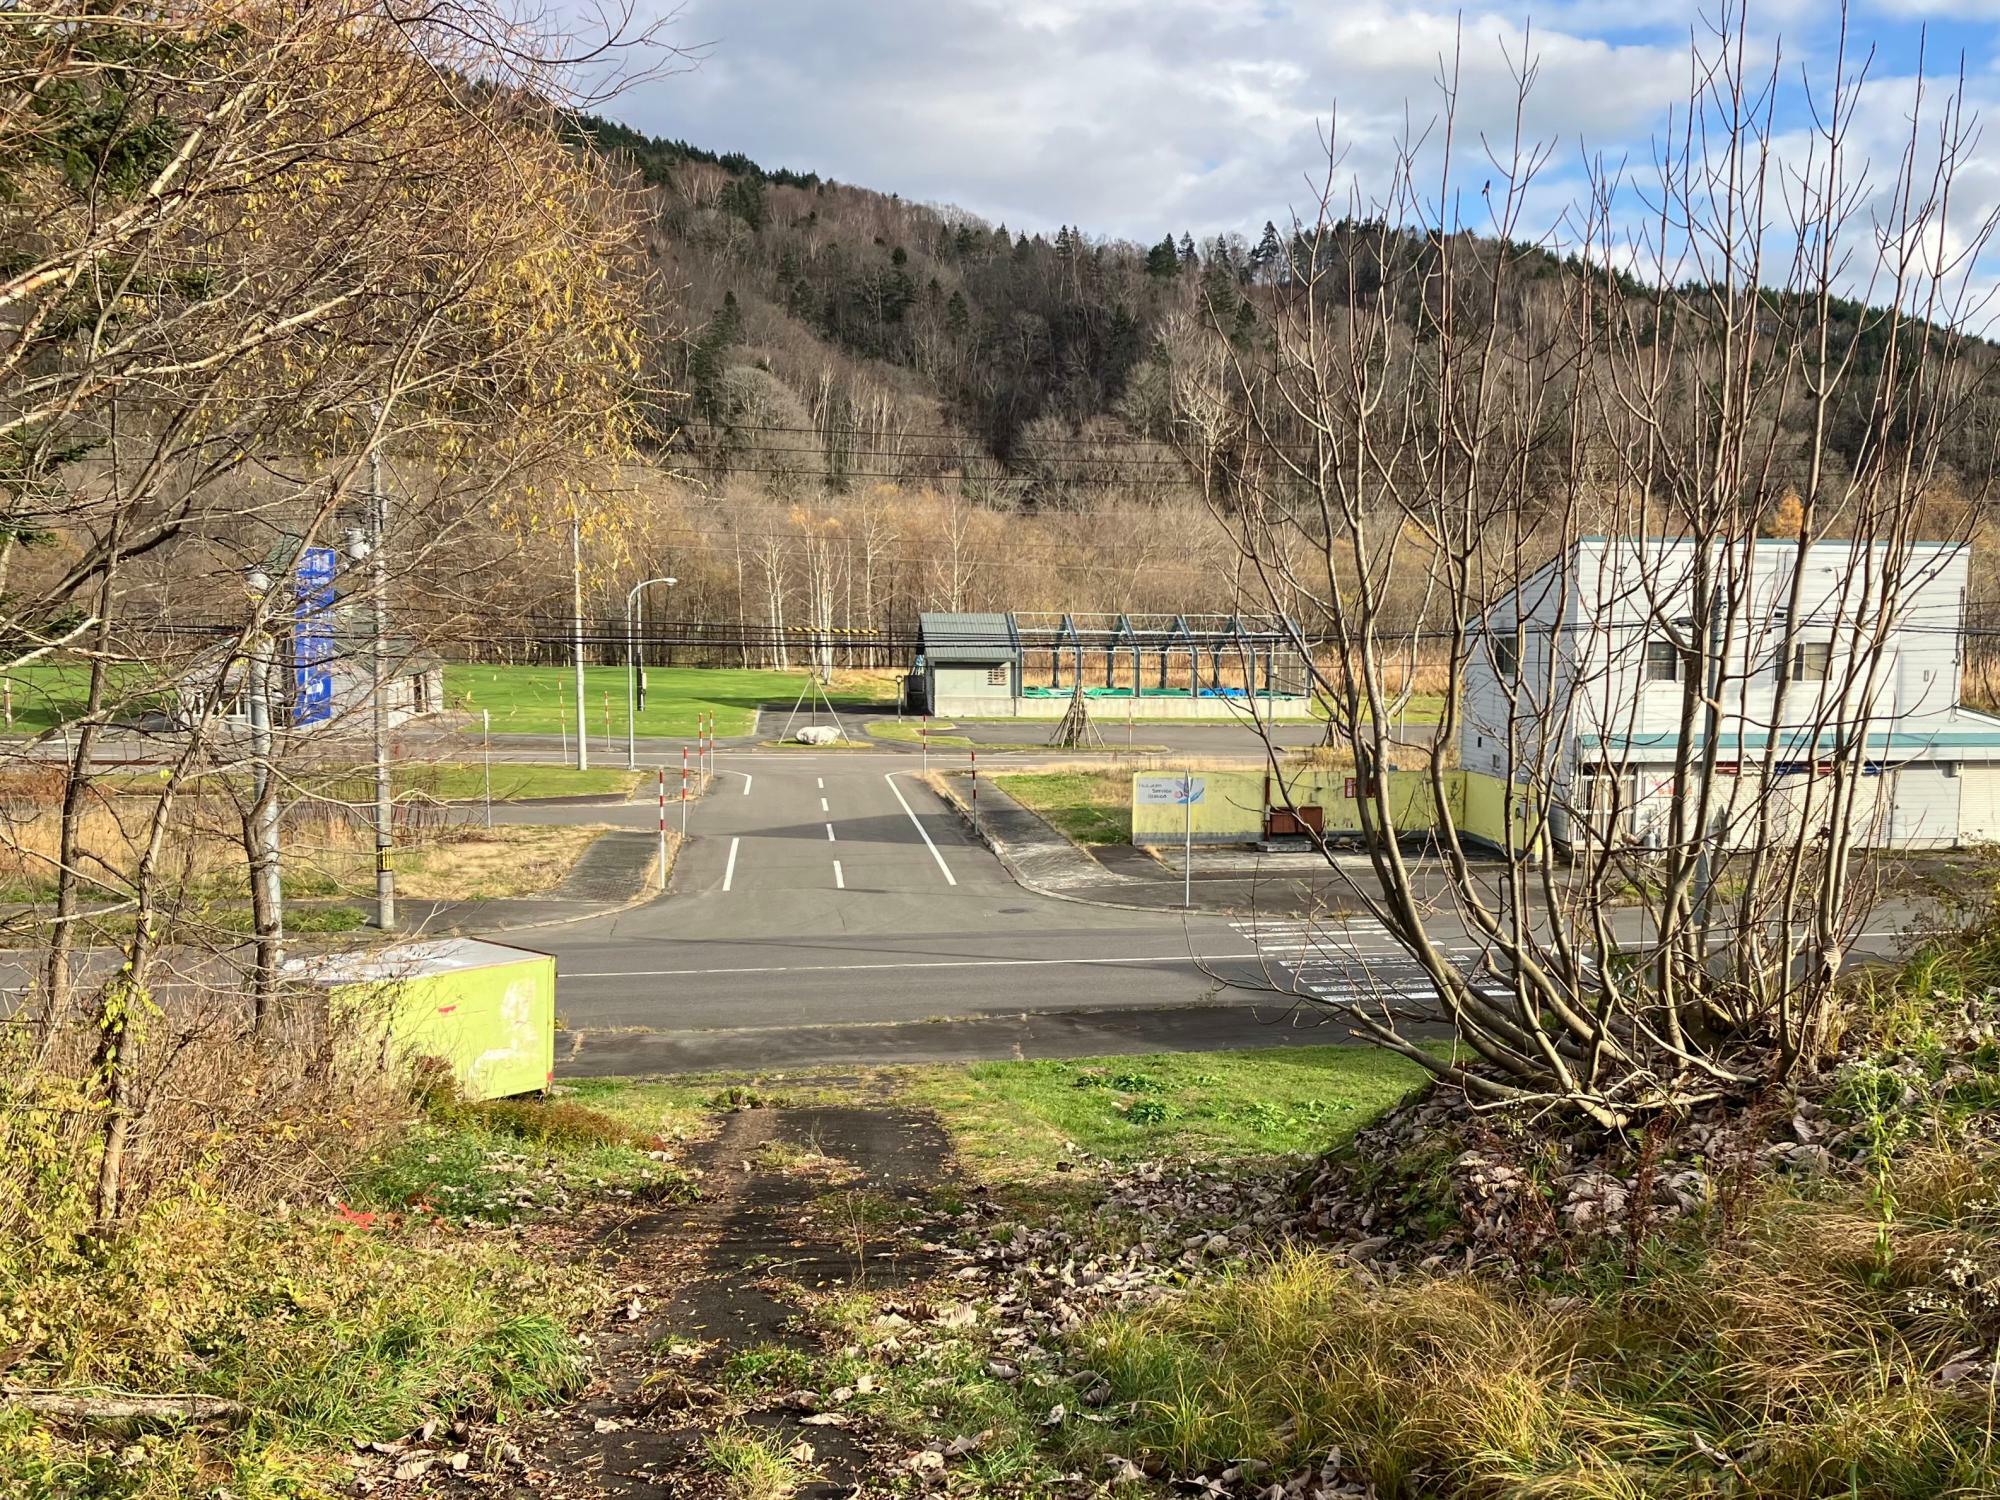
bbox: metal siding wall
[1890,763,1962,848]
[933,665,1014,707]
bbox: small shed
[284,937,556,1100]
[911,612,1021,715]
[174,632,444,733]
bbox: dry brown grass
[0,800,601,902]
[1082,1173,2000,1498]
[367,823,602,900]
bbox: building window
[1789,641,1831,682]
[1491,636,1518,682]
[1644,640,1679,683]
[985,664,1008,687]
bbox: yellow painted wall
[1130,769,1266,842]
[1132,766,1533,849]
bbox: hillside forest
[25,96,2000,684]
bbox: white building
[1461,536,2000,850]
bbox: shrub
[1074,1148,2000,1498]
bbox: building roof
[918,612,1019,664]
[282,937,552,984]
[1580,707,2000,759]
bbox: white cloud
[606,0,1688,240]
[593,0,2000,311]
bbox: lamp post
[570,518,587,772]
[626,576,678,770]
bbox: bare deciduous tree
[1185,11,1999,1124]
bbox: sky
[591,2,2000,299]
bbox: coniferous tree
[1145,235,1181,278]
[688,292,743,421]
[1251,220,1283,283]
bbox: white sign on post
[1136,774,1206,806]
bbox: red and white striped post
[969,749,978,839]
[656,767,667,889]
[680,745,690,838]
[920,716,929,773]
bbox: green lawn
[0,661,896,740]
[872,720,1172,754]
[321,761,640,802]
[448,665,894,740]
[906,1046,1427,1180]
[994,770,1132,845]
[0,662,171,734]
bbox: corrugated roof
[918,612,1018,663]
[282,937,551,984]
[1580,708,2000,758]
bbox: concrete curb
[924,772,1223,917]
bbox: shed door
[1957,765,2000,843]
[1266,804,1323,838]
[1891,763,1960,849]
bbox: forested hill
[565,110,1292,502]
[567,111,1999,507]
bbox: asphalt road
[513,752,1303,1043]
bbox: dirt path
[515,1102,954,1499]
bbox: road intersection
[500,749,1339,1070]
[482,732,1930,1075]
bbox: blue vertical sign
[292,546,337,726]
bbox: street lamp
[626,576,678,769]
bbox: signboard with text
[1136,774,1206,806]
[291,546,337,727]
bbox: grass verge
[905,1047,1428,1182]
[990,770,1132,845]
[445,665,895,740]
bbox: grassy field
[0,661,169,734]
[0,807,603,906]
[992,769,1132,844]
[907,1046,1427,1181]
[447,665,896,740]
[0,662,897,740]
[0,1078,682,1499]
[322,761,640,802]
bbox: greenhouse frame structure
[910,611,1313,719]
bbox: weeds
[352,1101,682,1224]
[720,1345,814,1394]
[703,1422,810,1499]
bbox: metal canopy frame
[1005,612,1304,699]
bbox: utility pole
[571,516,588,771]
[368,413,396,930]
